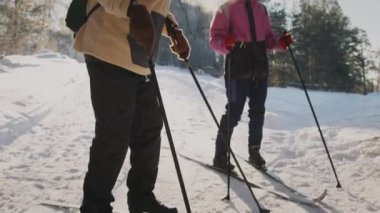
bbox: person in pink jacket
[209,0,292,171]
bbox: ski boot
[129,194,177,213]
[248,146,267,171]
[213,156,237,175]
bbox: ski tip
[312,189,328,202]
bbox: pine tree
[266,2,295,87]
[291,0,370,93]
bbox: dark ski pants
[80,55,163,213]
[215,78,267,159]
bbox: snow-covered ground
[0,53,379,213]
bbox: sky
[192,0,380,50]
[0,53,379,212]
[338,0,380,50]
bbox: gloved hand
[128,2,155,56]
[169,29,191,61]
[279,31,293,49]
[224,34,236,51]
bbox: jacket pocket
[127,11,165,68]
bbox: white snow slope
[0,53,379,213]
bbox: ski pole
[183,59,270,213]
[148,57,192,213]
[225,55,232,201]
[285,43,342,188]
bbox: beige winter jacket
[74,0,175,76]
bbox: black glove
[128,2,155,56]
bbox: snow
[0,53,379,213]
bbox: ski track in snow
[0,54,379,212]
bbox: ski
[38,200,121,213]
[242,158,327,203]
[38,200,80,212]
[179,153,324,208]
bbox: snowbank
[0,54,379,212]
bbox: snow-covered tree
[0,0,55,55]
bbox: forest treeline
[0,0,379,93]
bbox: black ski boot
[128,194,177,213]
[213,156,236,174]
[80,198,113,213]
[248,146,267,171]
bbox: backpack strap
[73,2,100,37]
[86,3,101,21]
[244,0,257,42]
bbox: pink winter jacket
[210,0,284,54]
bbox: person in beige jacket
[73,0,190,212]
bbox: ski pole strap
[244,0,257,42]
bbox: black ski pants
[80,55,163,213]
[215,77,268,159]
